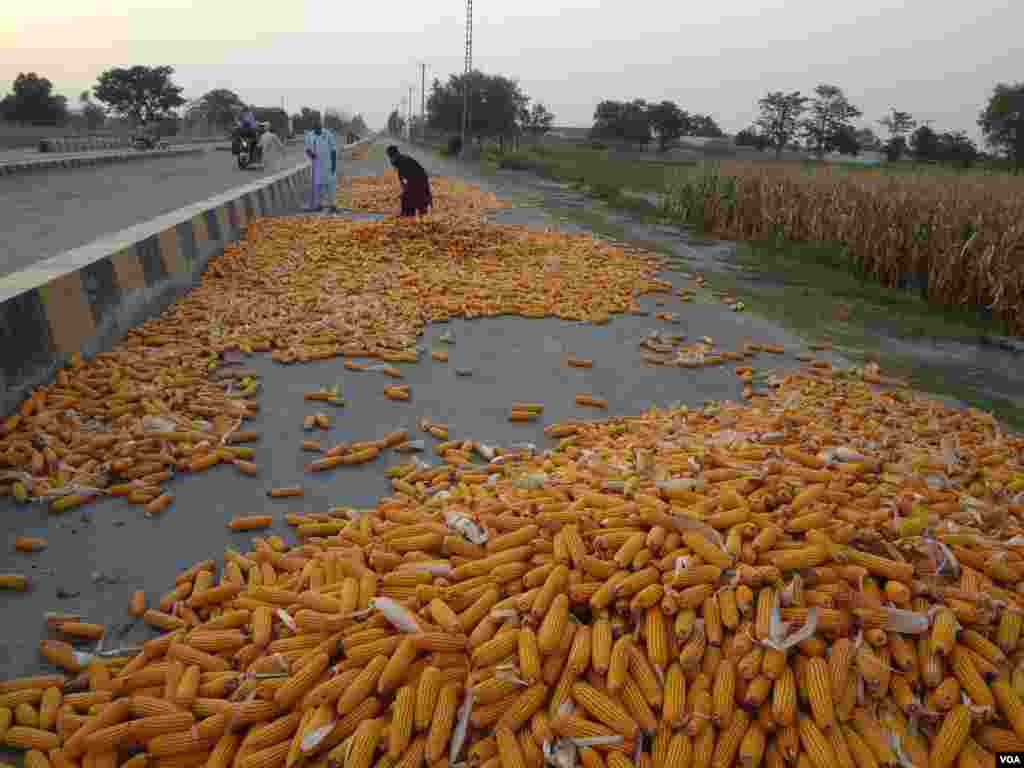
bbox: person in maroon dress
[387,145,433,216]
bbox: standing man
[386,145,432,217]
[303,118,338,213]
[258,124,286,173]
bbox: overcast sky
[2,0,1020,140]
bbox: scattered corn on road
[7,142,994,768]
[0,142,850,676]
[0,144,307,278]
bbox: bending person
[386,145,433,217]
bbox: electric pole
[461,0,473,154]
[408,86,415,141]
[419,62,427,141]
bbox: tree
[186,89,245,131]
[910,124,941,161]
[878,109,915,161]
[878,109,916,139]
[735,126,770,151]
[590,100,624,139]
[590,99,651,148]
[427,71,529,147]
[156,113,180,137]
[647,101,689,151]
[755,91,808,159]
[349,114,368,136]
[324,108,351,133]
[854,127,882,153]
[292,108,322,133]
[78,90,106,131]
[883,136,907,162]
[939,130,979,168]
[93,66,185,127]
[979,82,1024,172]
[0,72,68,125]
[477,74,529,148]
[252,107,289,138]
[520,101,555,139]
[688,113,724,138]
[802,84,862,157]
[387,110,405,136]
[831,125,860,156]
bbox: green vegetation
[447,139,1024,428]
[483,143,696,193]
[667,235,1024,430]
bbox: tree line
[590,100,724,149]
[387,71,555,151]
[736,83,1024,169]
[400,68,1022,171]
[395,72,723,154]
[0,68,367,139]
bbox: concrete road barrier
[40,136,130,153]
[0,163,310,416]
[0,145,212,178]
[0,136,374,417]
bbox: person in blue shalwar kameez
[303,118,338,213]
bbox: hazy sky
[2,0,1020,140]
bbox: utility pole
[419,62,427,141]
[461,0,473,154]
[401,93,409,141]
[408,86,415,141]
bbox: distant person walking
[258,125,285,172]
[386,145,432,217]
[303,119,338,213]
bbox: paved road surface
[0,144,307,278]
[0,139,838,702]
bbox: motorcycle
[132,134,170,151]
[233,134,263,170]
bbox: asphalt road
[0,144,307,278]
[0,139,840,697]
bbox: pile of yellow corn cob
[4,369,1024,768]
[344,175,510,217]
[0,201,663,511]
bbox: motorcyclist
[234,107,259,154]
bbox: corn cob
[426,682,460,763]
[571,682,639,739]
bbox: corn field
[663,161,1024,334]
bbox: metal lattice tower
[465,0,473,75]
[461,0,473,150]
